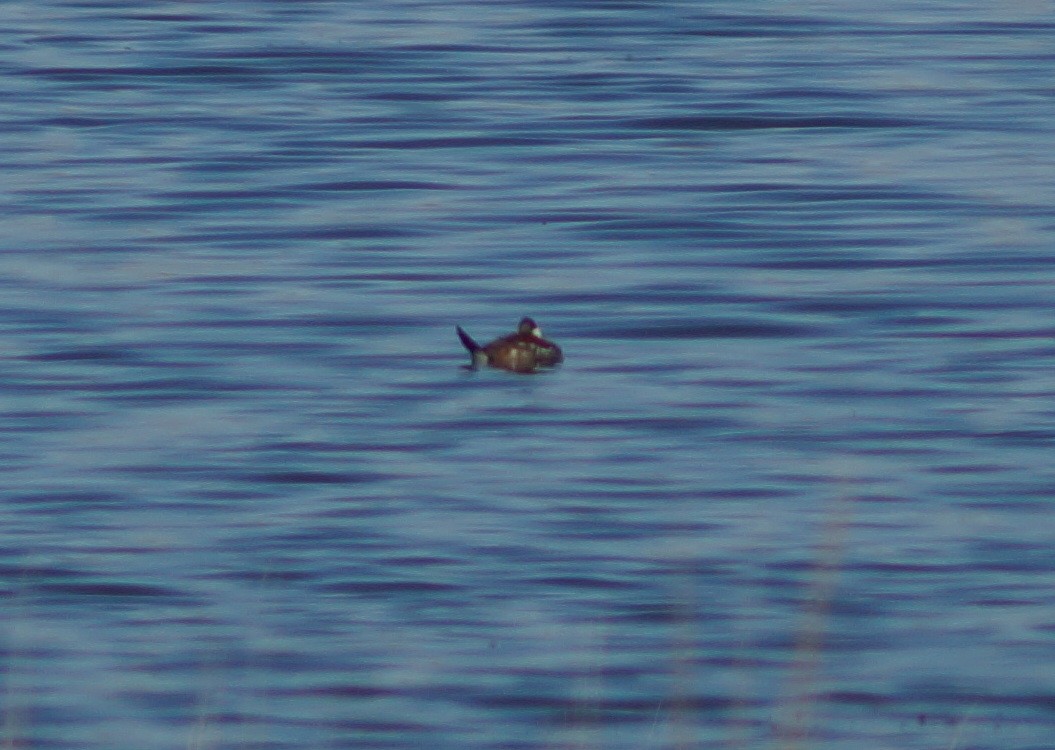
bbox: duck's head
[517,317,542,337]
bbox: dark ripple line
[976,429,1055,445]
[909,690,1055,709]
[175,224,422,241]
[0,564,82,580]
[782,298,964,314]
[904,328,1055,340]
[80,376,262,394]
[323,581,463,594]
[708,183,949,201]
[294,179,459,192]
[347,135,568,149]
[528,576,638,590]
[26,65,267,81]
[240,470,388,486]
[39,582,191,599]
[36,115,120,128]
[475,693,743,712]
[746,253,1055,270]
[628,114,930,131]
[589,320,817,339]
[269,684,394,699]
[7,491,129,508]
[680,18,1055,38]
[26,346,142,363]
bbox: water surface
[3,2,1055,749]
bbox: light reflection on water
[3,1,1055,749]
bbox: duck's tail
[453,324,485,369]
[457,324,489,367]
[456,326,480,353]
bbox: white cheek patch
[532,327,542,338]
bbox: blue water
[3,2,1055,748]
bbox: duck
[456,317,563,373]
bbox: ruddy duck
[456,317,563,373]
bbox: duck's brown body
[456,317,563,373]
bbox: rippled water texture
[3,2,1055,748]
